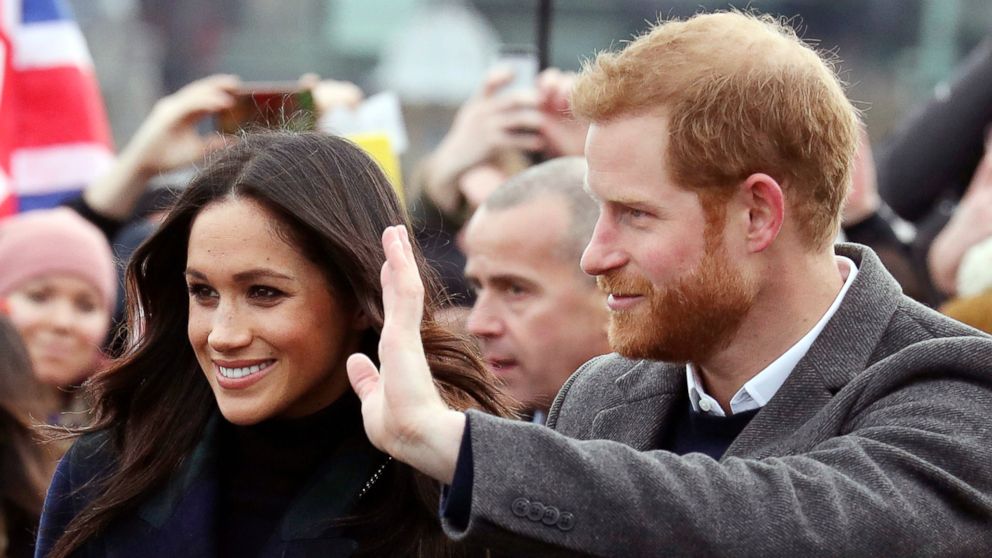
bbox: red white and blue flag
[0,0,113,218]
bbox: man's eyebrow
[489,274,537,290]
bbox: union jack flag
[0,0,113,218]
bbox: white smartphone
[494,44,538,94]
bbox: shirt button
[698,399,713,412]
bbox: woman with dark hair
[0,314,53,558]
[35,132,516,557]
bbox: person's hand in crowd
[843,126,882,226]
[928,144,992,295]
[536,67,588,158]
[122,74,240,176]
[348,225,464,483]
[420,69,546,217]
[297,73,364,114]
[84,74,240,220]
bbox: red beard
[598,241,756,364]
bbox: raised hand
[83,74,240,220]
[125,74,240,175]
[420,69,546,217]
[536,67,588,158]
[929,146,992,295]
[347,225,465,483]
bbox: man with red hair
[349,11,992,556]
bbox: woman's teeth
[218,361,270,379]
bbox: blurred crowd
[3,4,992,557]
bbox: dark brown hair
[0,315,54,553]
[49,132,516,557]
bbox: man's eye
[627,208,647,219]
[506,284,527,296]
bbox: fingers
[479,67,516,97]
[502,131,547,153]
[155,74,240,123]
[297,72,321,89]
[380,226,425,334]
[312,79,364,113]
[347,353,381,401]
[536,67,575,112]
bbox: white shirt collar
[686,255,858,417]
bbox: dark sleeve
[439,414,474,530]
[61,196,126,241]
[876,38,992,222]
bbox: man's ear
[740,173,784,253]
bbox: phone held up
[215,82,317,135]
[494,44,538,94]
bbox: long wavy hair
[0,315,53,554]
[49,132,516,557]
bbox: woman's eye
[74,298,98,313]
[25,289,50,303]
[248,286,284,301]
[187,284,217,302]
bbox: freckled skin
[186,198,365,425]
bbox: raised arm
[82,74,240,221]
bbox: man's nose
[581,217,627,277]
[466,293,505,338]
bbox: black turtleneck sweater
[215,393,362,558]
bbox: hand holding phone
[493,45,538,95]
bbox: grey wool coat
[442,243,992,557]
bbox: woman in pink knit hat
[0,208,116,420]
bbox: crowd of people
[2,7,992,557]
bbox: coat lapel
[102,416,223,558]
[590,360,686,450]
[725,243,904,459]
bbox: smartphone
[494,44,538,94]
[215,82,317,134]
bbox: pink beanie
[0,208,117,311]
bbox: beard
[598,240,757,364]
